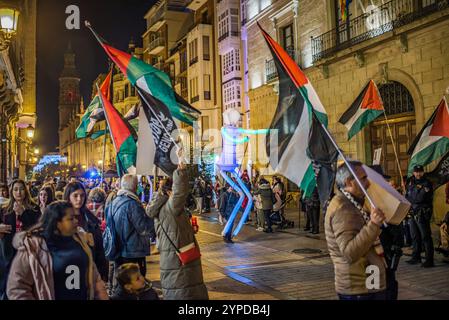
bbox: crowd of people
[0,151,208,300]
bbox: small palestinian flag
[338,80,384,140]
[76,69,112,139]
[407,97,449,175]
[86,23,200,126]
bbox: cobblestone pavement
[146,209,449,300]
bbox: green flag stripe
[347,109,383,140]
[408,137,449,175]
[300,164,317,198]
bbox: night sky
[36,0,155,154]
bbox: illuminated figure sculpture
[217,109,268,242]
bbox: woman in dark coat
[0,179,40,299]
[64,182,108,281]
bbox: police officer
[405,165,434,268]
[305,187,320,234]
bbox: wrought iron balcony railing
[311,0,449,63]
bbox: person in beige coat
[7,201,108,300]
[146,150,208,300]
[325,161,388,300]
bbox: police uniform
[405,166,434,267]
[305,187,320,234]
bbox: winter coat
[78,208,109,281]
[110,281,159,300]
[254,183,274,211]
[109,190,155,259]
[325,191,386,296]
[0,206,41,264]
[6,231,108,300]
[146,168,208,300]
[219,191,239,220]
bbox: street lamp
[33,147,39,155]
[98,160,103,165]
[0,1,20,51]
[26,124,34,139]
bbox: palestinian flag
[76,69,112,139]
[408,97,449,175]
[86,24,200,125]
[136,87,178,176]
[97,85,137,177]
[338,80,384,140]
[259,23,331,197]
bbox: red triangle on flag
[429,98,449,139]
[361,80,384,111]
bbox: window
[189,39,198,65]
[180,50,187,73]
[124,85,129,98]
[190,77,199,103]
[203,36,210,60]
[282,24,294,59]
[222,49,240,76]
[201,9,208,24]
[130,86,135,96]
[201,116,210,140]
[204,74,211,100]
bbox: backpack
[103,200,123,261]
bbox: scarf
[339,189,387,267]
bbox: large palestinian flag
[86,23,201,126]
[338,80,384,140]
[76,69,112,139]
[97,85,137,176]
[259,23,334,198]
[408,97,449,175]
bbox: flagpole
[313,112,377,209]
[382,110,406,191]
[101,126,107,183]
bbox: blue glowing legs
[219,169,253,239]
[220,170,244,238]
[232,175,253,238]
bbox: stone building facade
[244,0,449,218]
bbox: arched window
[378,81,414,116]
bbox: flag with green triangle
[407,97,449,175]
[338,80,384,140]
[76,69,112,139]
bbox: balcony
[187,0,208,11]
[148,37,165,55]
[191,95,200,103]
[218,31,240,42]
[189,56,198,66]
[265,59,277,83]
[148,4,166,32]
[311,0,449,63]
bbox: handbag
[159,222,201,265]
